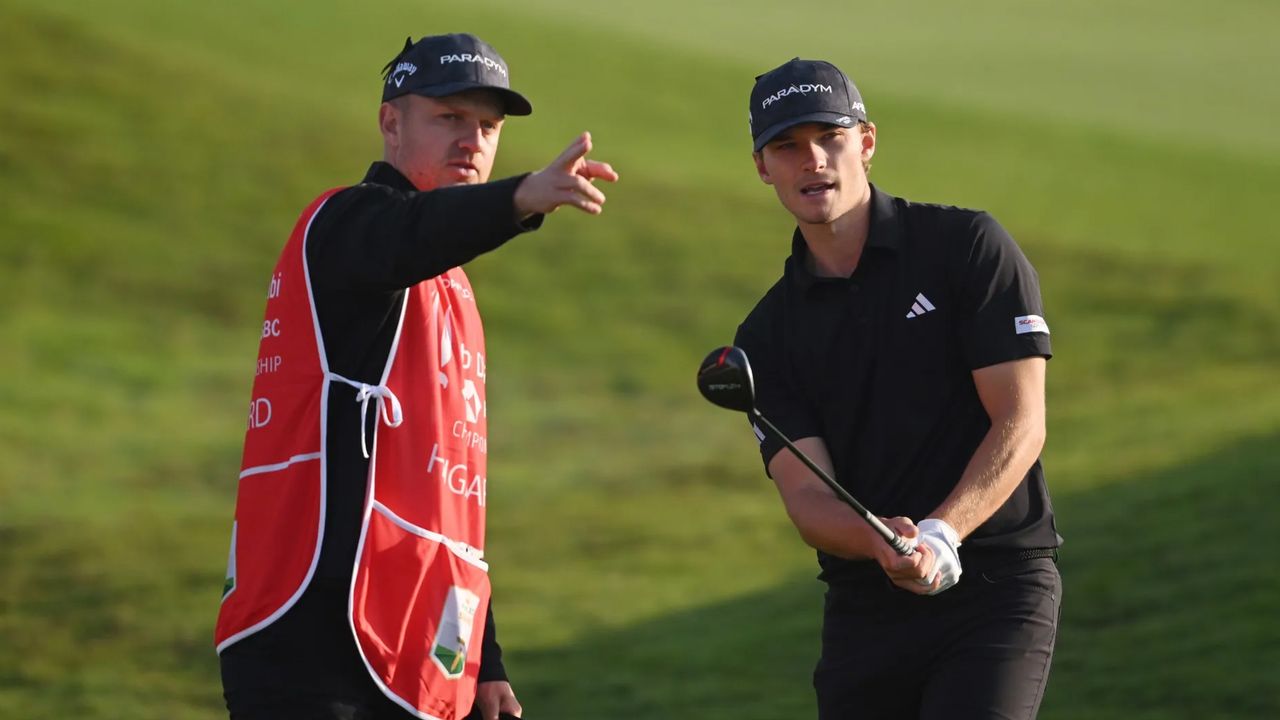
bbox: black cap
[381,34,532,116]
[748,58,866,151]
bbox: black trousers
[220,579,488,720]
[814,556,1060,720]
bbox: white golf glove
[917,518,962,595]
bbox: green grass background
[2,1,1278,717]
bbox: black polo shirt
[734,185,1060,584]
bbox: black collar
[361,161,417,192]
[788,184,901,290]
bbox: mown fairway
[2,1,1278,718]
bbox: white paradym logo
[439,53,507,77]
[851,101,866,113]
[388,61,418,88]
[761,83,833,109]
[837,116,853,125]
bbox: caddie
[215,32,618,720]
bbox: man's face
[754,122,876,226]
[380,90,506,191]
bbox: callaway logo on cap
[748,58,866,151]
[381,33,533,116]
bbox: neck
[383,149,433,191]
[798,183,873,278]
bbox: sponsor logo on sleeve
[1014,315,1050,335]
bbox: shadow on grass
[2,431,1275,720]
[509,431,1280,720]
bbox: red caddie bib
[216,189,493,720]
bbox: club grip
[888,533,914,556]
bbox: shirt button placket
[846,281,868,323]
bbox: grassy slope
[1,1,1277,718]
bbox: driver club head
[696,346,757,413]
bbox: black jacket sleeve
[307,174,543,292]
[478,599,508,683]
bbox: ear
[860,122,877,163]
[753,151,773,185]
[378,102,401,150]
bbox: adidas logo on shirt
[905,293,936,319]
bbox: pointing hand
[514,132,619,217]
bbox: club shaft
[753,411,914,556]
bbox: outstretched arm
[309,132,618,292]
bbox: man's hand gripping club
[871,517,963,596]
[515,132,619,218]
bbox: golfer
[732,58,1061,718]
[215,33,617,720]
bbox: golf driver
[696,345,915,557]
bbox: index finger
[887,540,931,575]
[551,131,592,171]
[578,159,619,183]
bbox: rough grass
[1,1,1278,718]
